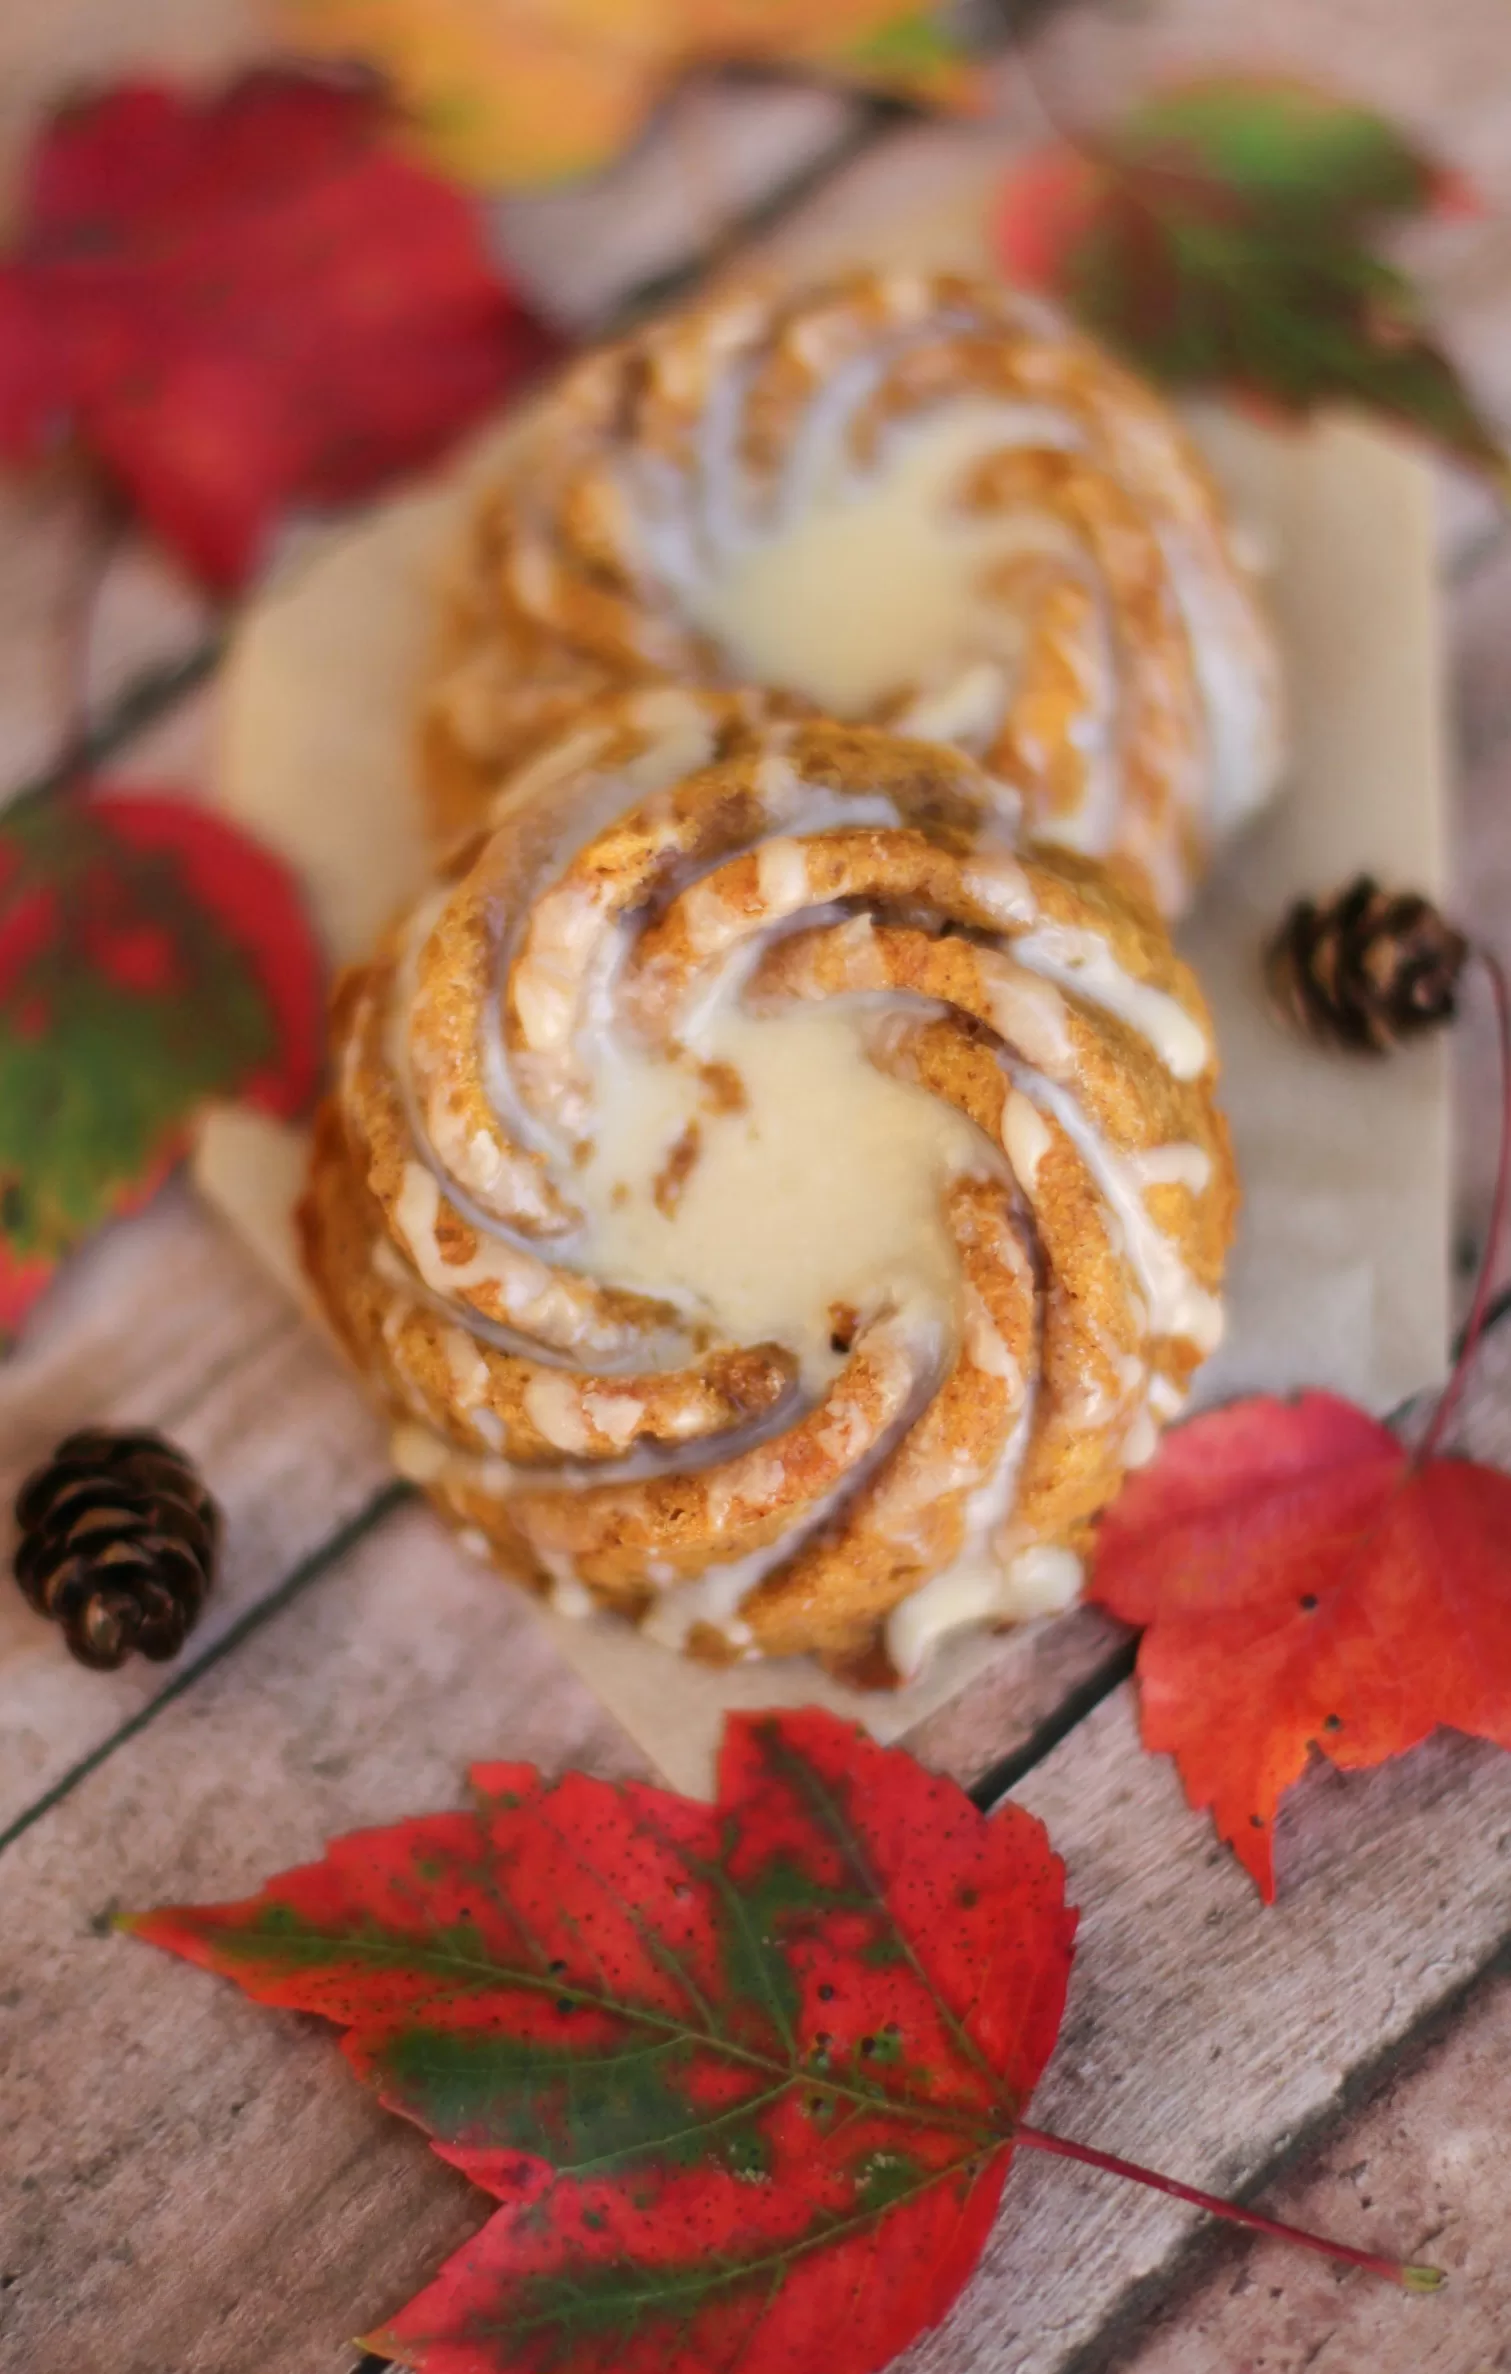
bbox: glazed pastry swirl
[303,688,1237,1678]
[424,269,1282,914]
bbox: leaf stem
[53,478,126,792]
[1414,947,1511,1468]
[1015,2125,1445,2291]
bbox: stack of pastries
[300,268,1279,1681]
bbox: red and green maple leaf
[126,1709,1438,2370]
[0,72,559,587]
[0,783,322,1342]
[997,74,1507,485]
[131,1711,1077,2373]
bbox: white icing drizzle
[958,851,1038,927]
[444,1327,492,1410]
[670,397,1085,720]
[887,1543,1083,1678]
[1124,1143,1214,1195]
[1121,1406,1161,1470]
[390,1422,454,1485]
[1010,922,1208,1079]
[756,836,812,910]
[981,963,1073,1075]
[546,1565,597,1621]
[1148,1372,1188,1420]
[363,660,1233,1681]
[1001,1545,1085,1618]
[573,1000,981,1392]
[895,661,1009,753]
[1013,1072,1225,1355]
[1001,1091,1054,1191]
[394,1161,626,1357]
[640,1546,774,1654]
[523,1371,596,1455]
[1159,524,1285,840]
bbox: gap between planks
[1053,1930,1511,2374]
[0,1481,409,1863]
[7,24,1511,828]
[8,1322,1511,2371]
[2,16,1511,2367]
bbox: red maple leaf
[0,782,324,1342]
[1089,1394,1511,1900]
[130,1711,1076,2374]
[1089,945,1511,1902]
[0,73,559,587]
[125,1711,1439,2367]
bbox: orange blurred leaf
[275,0,985,188]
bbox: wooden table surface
[5,6,1511,2372]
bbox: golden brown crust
[420,270,1281,914]
[303,689,1239,1674]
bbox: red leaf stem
[1414,948,1511,1466]
[1017,2126,1444,2290]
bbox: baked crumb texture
[301,688,1239,1681]
[422,269,1282,915]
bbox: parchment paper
[195,190,1448,1798]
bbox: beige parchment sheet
[194,183,1448,1797]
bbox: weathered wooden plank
[1451,526,1511,779]
[0,1501,645,2374]
[898,1722,1511,2374]
[495,78,864,330]
[1,17,1509,2373]
[0,1183,394,1835]
[1111,1961,1511,2374]
[900,1605,1128,1790]
[900,1312,1511,2374]
[5,1320,1511,2374]
[1447,535,1511,1311]
[0,476,100,800]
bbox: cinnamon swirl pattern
[303,689,1238,1679]
[424,270,1282,913]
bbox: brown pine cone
[12,1428,219,1670]
[1265,876,1470,1054]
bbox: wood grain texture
[5,1325,1511,2374]
[900,1604,1129,1791]
[0,1501,648,2374]
[0,475,102,800]
[0,1183,395,1834]
[1448,528,1511,1312]
[1113,1960,1511,2374]
[495,77,863,329]
[904,1721,1511,2374]
[897,1317,1511,2374]
[2,9,1511,2371]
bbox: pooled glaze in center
[575,999,985,1392]
[674,398,1078,717]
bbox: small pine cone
[1265,876,1470,1054]
[12,1429,219,1670]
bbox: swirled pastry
[423,270,1282,913]
[302,688,1238,1680]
